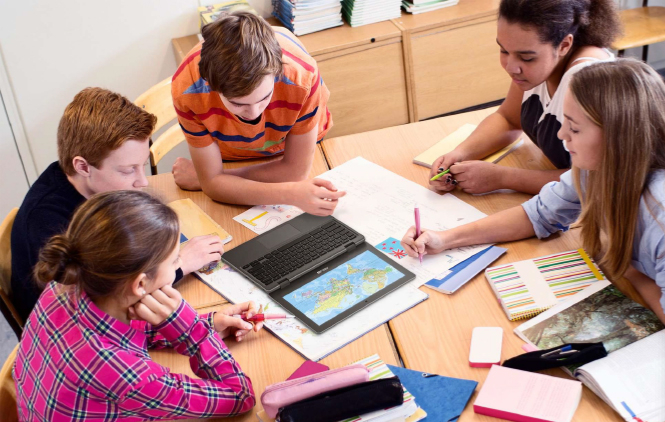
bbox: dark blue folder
[387,365,477,421]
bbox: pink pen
[414,205,422,264]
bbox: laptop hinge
[278,278,290,289]
[344,242,356,252]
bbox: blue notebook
[424,246,507,294]
[387,365,477,422]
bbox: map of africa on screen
[285,250,404,325]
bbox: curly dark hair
[499,0,622,48]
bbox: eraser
[469,327,503,368]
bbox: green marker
[430,168,450,181]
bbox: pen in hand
[430,168,451,182]
[414,204,422,264]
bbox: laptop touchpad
[257,224,301,250]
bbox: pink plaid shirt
[14,282,255,421]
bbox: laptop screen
[283,250,405,325]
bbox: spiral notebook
[484,249,606,321]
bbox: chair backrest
[0,208,23,334]
[0,208,17,297]
[134,77,176,134]
[0,344,19,422]
[150,123,187,169]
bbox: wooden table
[147,145,400,422]
[320,108,639,422]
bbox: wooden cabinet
[295,21,410,138]
[171,0,511,135]
[393,0,511,120]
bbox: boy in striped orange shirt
[171,12,345,216]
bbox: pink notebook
[473,365,582,422]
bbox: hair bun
[34,234,80,286]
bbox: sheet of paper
[318,157,491,287]
[575,330,665,422]
[195,262,428,361]
[233,204,303,234]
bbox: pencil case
[261,363,369,418]
[502,342,607,372]
[276,377,404,422]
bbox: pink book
[286,360,329,380]
[474,365,582,422]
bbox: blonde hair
[569,58,665,279]
[199,11,282,99]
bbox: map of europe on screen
[285,250,404,325]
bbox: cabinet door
[411,18,511,120]
[0,91,30,217]
[317,42,410,139]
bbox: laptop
[223,213,415,333]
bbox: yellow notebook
[413,123,523,168]
[167,198,232,244]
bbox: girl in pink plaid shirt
[14,190,261,421]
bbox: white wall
[0,0,663,176]
[0,0,272,175]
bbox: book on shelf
[273,0,343,36]
[514,280,665,422]
[341,0,401,27]
[402,0,459,15]
[198,0,257,27]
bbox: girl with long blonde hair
[403,58,665,323]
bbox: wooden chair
[150,123,187,174]
[614,1,665,61]
[134,77,179,175]
[0,209,22,339]
[0,344,18,422]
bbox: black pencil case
[502,342,607,372]
[276,377,404,422]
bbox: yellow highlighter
[430,168,451,182]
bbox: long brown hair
[569,58,665,279]
[499,0,621,49]
[34,190,179,299]
[58,88,157,176]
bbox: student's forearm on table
[200,173,295,205]
[500,167,567,195]
[225,157,311,183]
[625,270,665,324]
[455,113,522,161]
[443,206,536,249]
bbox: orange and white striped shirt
[172,26,332,161]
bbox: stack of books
[341,0,402,27]
[273,0,343,36]
[198,0,258,27]
[402,0,459,15]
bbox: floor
[0,313,18,364]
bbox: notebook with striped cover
[484,249,605,321]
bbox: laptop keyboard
[243,221,358,286]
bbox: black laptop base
[222,214,364,292]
